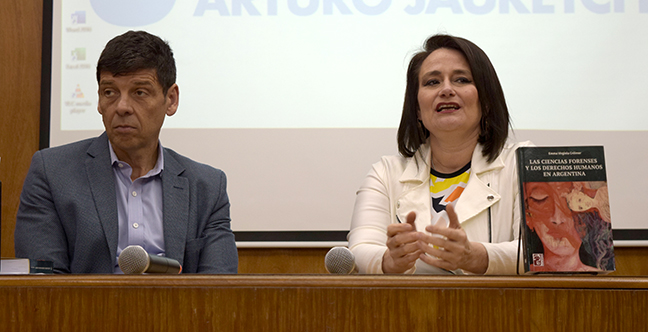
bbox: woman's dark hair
[397,34,510,163]
[96,30,176,95]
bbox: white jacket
[348,141,532,275]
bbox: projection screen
[46,0,648,247]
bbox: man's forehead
[99,68,160,85]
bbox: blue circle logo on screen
[90,0,176,27]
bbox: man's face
[97,68,178,157]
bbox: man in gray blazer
[14,31,238,274]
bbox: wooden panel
[0,0,42,257]
[238,247,329,273]
[238,247,648,275]
[0,275,647,332]
[0,0,647,280]
[611,246,648,275]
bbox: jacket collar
[399,143,432,183]
[399,142,505,183]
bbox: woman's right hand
[382,211,422,273]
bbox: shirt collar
[108,141,165,177]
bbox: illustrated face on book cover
[526,182,581,255]
[524,181,609,272]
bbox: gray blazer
[15,133,238,274]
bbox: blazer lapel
[85,133,119,267]
[397,145,432,230]
[161,150,189,265]
[454,145,505,223]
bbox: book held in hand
[517,146,615,274]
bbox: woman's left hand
[417,204,488,274]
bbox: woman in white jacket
[348,34,530,275]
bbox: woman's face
[417,48,481,140]
[525,182,583,257]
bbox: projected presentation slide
[56,0,648,131]
[49,0,648,246]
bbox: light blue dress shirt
[109,142,165,273]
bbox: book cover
[517,146,615,274]
[0,258,54,275]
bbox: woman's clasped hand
[383,205,487,274]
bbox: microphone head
[118,245,150,274]
[325,246,356,274]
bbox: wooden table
[1,275,646,331]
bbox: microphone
[325,246,357,274]
[118,245,182,274]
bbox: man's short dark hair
[96,30,176,94]
[397,34,510,163]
